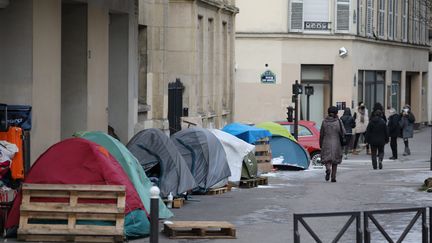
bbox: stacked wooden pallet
[239,176,269,188]
[254,137,273,173]
[206,186,231,195]
[18,183,125,243]
[163,221,236,239]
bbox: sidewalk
[343,126,431,164]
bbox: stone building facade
[235,0,430,125]
[137,0,238,133]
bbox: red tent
[6,138,146,229]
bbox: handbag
[338,119,347,146]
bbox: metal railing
[294,207,430,243]
[294,211,362,243]
[364,207,427,243]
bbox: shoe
[344,155,348,160]
[325,171,330,181]
[331,178,336,183]
[389,157,397,160]
[352,151,359,155]
[379,162,383,169]
[403,147,409,156]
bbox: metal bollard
[150,186,160,243]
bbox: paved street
[135,127,432,243]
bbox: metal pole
[294,94,299,140]
[306,94,310,121]
[150,186,160,243]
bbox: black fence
[294,207,430,243]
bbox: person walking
[387,108,401,160]
[320,106,345,182]
[371,102,387,122]
[352,102,369,155]
[340,108,356,159]
[365,110,389,169]
[399,104,415,156]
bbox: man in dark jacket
[340,108,356,159]
[387,108,400,160]
[365,110,389,169]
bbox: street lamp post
[150,186,160,243]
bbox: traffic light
[287,106,294,122]
[292,80,303,95]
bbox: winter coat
[340,109,356,135]
[319,116,345,164]
[365,116,389,146]
[399,112,415,139]
[387,113,401,138]
[353,108,369,134]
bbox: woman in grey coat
[320,106,345,182]
[399,104,415,156]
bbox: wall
[32,0,61,162]
[87,5,109,132]
[0,0,33,104]
[236,0,287,33]
[61,3,88,139]
[109,14,130,143]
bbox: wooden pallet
[163,198,185,208]
[239,177,268,188]
[18,183,125,243]
[206,186,230,195]
[255,138,272,163]
[163,221,236,239]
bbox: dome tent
[74,131,173,219]
[126,128,197,198]
[171,127,231,192]
[209,129,257,183]
[256,122,310,170]
[6,138,150,238]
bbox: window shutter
[290,0,303,31]
[336,0,350,31]
[366,0,373,36]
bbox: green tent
[241,151,258,179]
[74,131,173,236]
[255,122,296,141]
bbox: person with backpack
[387,108,401,160]
[365,110,389,170]
[340,108,356,159]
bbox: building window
[359,70,386,111]
[366,0,374,36]
[358,71,364,103]
[388,0,394,39]
[378,0,385,37]
[413,0,418,43]
[402,0,408,41]
[290,0,333,32]
[336,0,350,32]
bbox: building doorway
[300,65,332,124]
[405,74,412,107]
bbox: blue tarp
[222,123,271,144]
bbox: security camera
[339,47,348,58]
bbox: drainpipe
[357,0,360,36]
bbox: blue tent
[255,122,309,170]
[222,123,271,144]
[269,136,310,170]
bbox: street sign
[261,70,276,84]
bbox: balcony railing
[304,21,331,30]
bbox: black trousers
[353,133,369,150]
[370,145,384,168]
[390,137,398,158]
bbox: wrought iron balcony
[304,21,331,30]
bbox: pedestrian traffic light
[292,80,303,95]
[287,106,294,122]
